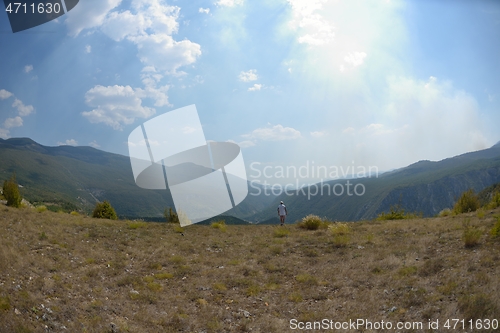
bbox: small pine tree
[164,207,180,223]
[2,173,22,208]
[92,200,118,220]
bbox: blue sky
[1,0,499,184]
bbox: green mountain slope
[248,143,500,223]
[0,138,275,218]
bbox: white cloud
[287,0,334,46]
[12,99,34,116]
[89,140,100,148]
[71,0,200,74]
[238,140,256,148]
[24,65,33,73]
[310,131,327,138]
[58,139,78,146]
[239,69,258,82]
[342,127,355,134]
[128,34,201,73]
[4,116,23,129]
[199,8,210,14]
[227,139,255,148]
[350,76,491,166]
[0,93,34,139]
[0,128,9,139]
[65,0,122,36]
[216,0,243,7]
[0,89,13,100]
[243,124,302,141]
[82,85,156,130]
[248,84,262,91]
[85,45,92,53]
[344,52,367,67]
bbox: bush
[376,205,420,220]
[453,189,480,214]
[462,219,482,248]
[164,207,180,223]
[490,216,500,238]
[211,220,227,232]
[438,208,452,217]
[2,174,22,208]
[36,205,47,213]
[92,200,118,220]
[485,192,500,210]
[329,222,350,235]
[297,215,325,230]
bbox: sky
[0,0,499,185]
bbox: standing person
[277,201,288,226]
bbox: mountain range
[247,141,500,223]
[1,138,499,223]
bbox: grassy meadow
[0,205,499,332]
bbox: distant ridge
[248,142,500,222]
[0,138,275,219]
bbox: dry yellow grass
[0,205,499,332]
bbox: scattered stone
[14,308,21,315]
[388,306,397,313]
[239,309,251,318]
[357,245,365,249]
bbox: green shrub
[211,220,227,232]
[329,222,350,235]
[298,215,324,230]
[332,234,350,247]
[36,205,47,213]
[92,200,118,220]
[164,207,180,223]
[377,205,420,220]
[462,219,482,248]
[2,174,22,208]
[453,189,480,214]
[490,216,500,238]
[438,208,452,217]
[485,192,500,210]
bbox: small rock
[357,245,364,249]
[14,308,21,315]
[239,309,251,318]
[388,306,397,313]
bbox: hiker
[277,201,287,226]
